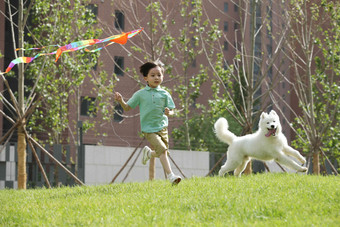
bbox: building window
[268,66,273,80]
[87,55,98,71]
[234,22,239,30]
[115,10,125,30]
[223,60,229,70]
[266,44,272,58]
[223,41,228,51]
[224,2,228,12]
[191,58,196,68]
[234,4,239,12]
[93,62,98,71]
[191,37,197,48]
[255,43,261,57]
[224,21,228,32]
[254,64,260,75]
[81,96,96,116]
[114,104,124,122]
[114,56,124,76]
[86,4,98,20]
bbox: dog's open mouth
[265,128,277,137]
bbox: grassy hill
[0,173,339,226]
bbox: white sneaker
[141,146,151,165]
[167,173,181,185]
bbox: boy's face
[144,66,164,88]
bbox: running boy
[114,60,181,185]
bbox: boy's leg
[141,146,152,165]
[144,129,181,184]
[146,146,172,175]
[144,129,169,160]
[151,150,180,184]
[149,144,156,180]
[158,150,172,175]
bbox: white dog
[215,110,308,177]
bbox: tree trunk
[17,126,27,189]
[242,0,257,176]
[17,0,26,189]
[313,151,320,175]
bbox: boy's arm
[114,92,132,111]
[164,107,174,117]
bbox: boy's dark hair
[140,60,164,77]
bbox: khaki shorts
[143,127,169,157]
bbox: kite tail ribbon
[0,28,143,75]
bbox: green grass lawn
[0,173,339,226]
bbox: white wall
[0,144,304,189]
[84,145,210,185]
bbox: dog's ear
[261,112,267,119]
[270,110,277,116]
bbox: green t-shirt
[127,85,175,133]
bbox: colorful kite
[0,28,143,75]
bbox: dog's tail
[214,117,237,145]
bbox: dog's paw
[299,167,308,173]
[218,170,225,177]
[300,157,306,165]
